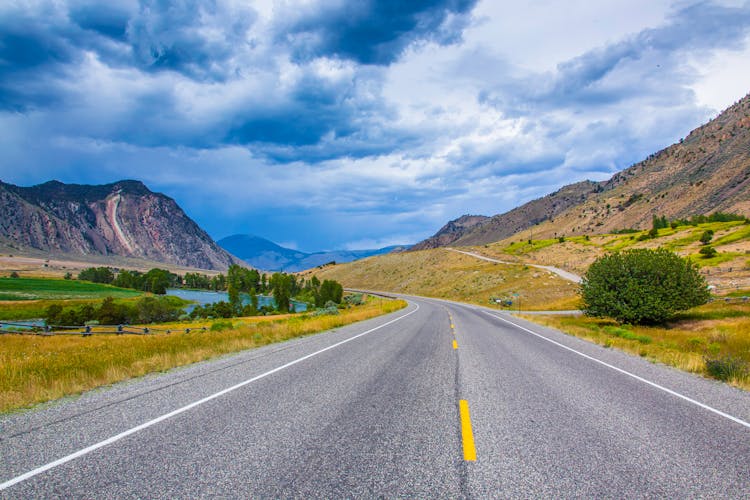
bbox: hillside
[0,180,239,270]
[472,219,750,294]
[307,248,580,310]
[218,233,405,272]
[414,93,750,248]
[410,215,489,250]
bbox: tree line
[76,264,345,318]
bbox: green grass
[688,252,742,267]
[712,224,750,246]
[0,278,142,301]
[503,238,559,255]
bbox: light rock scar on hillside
[107,192,135,255]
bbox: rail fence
[0,321,208,336]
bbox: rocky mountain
[0,179,239,270]
[413,92,750,248]
[218,234,405,272]
[410,215,489,250]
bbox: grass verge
[522,301,750,390]
[0,297,406,413]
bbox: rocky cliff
[0,180,238,270]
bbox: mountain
[218,234,405,272]
[0,179,239,270]
[217,234,309,271]
[413,92,750,248]
[410,215,489,250]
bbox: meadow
[0,277,143,300]
[0,277,143,321]
[0,297,406,413]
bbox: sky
[2,1,750,252]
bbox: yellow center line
[459,400,477,461]
[453,339,458,349]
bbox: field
[0,277,144,321]
[525,300,750,390]
[0,277,142,301]
[0,297,406,413]
[309,248,581,311]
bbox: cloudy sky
[2,0,750,251]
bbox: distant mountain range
[0,179,239,270]
[217,234,407,272]
[414,92,750,249]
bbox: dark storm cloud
[127,0,257,80]
[280,0,478,65]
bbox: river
[166,289,308,312]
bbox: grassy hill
[471,219,750,295]
[307,248,580,311]
[308,219,750,311]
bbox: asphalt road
[2,296,749,497]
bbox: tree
[318,280,343,306]
[699,246,717,258]
[580,248,710,324]
[270,273,292,312]
[142,269,172,295]
[699,230,714,245]
[78,267,114,284]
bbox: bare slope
[410,215,489,250]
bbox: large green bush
[581,248,710,324]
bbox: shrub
[210,320,234,332]
[699,246,717,258]
[581,248,710,324]
[344,293,364,306]
[704,355,749,381]
[699,230,714,245]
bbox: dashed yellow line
[453,339,458,350]
[459,400,477,461]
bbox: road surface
[2,296,749,497]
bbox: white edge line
[483,310,750,430]
[1,303,420,491]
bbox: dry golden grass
[524,301,750,390]
[0,297,406,413]
[309,248,579,310]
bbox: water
[166,289,308,312]
[0,319,46,331]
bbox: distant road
[2,296,748,497]
[447,247,583,283]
